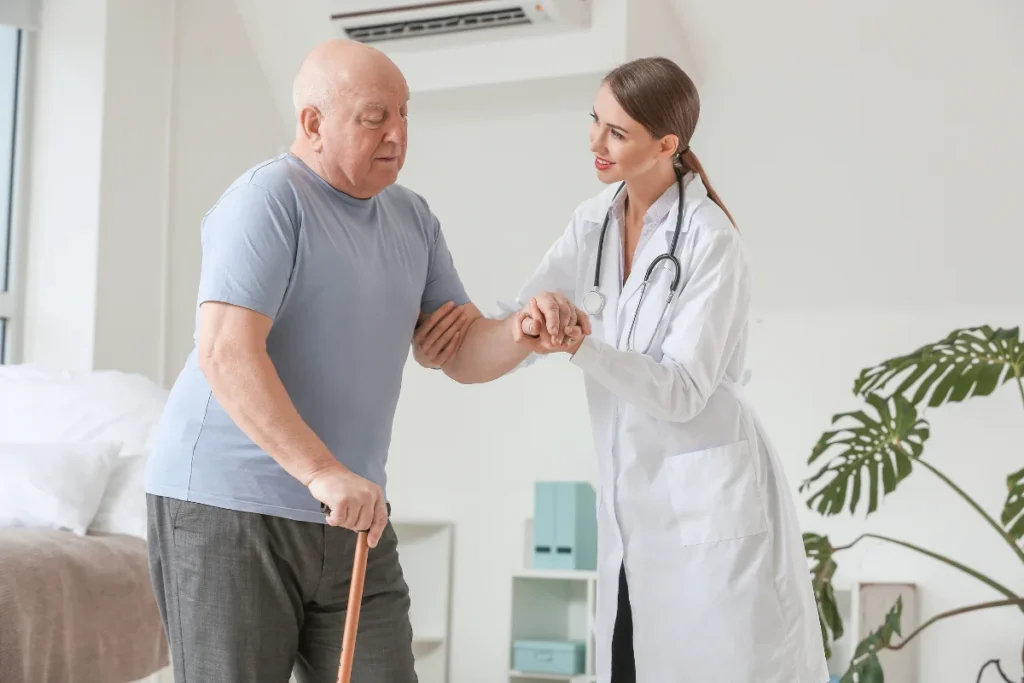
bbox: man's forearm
[200,345,340,485]
[441,314,531,384]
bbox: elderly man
[145,39,579,683]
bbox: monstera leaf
[839,598,903,683]
[853,326,1024,408]
[801,393,929,517]
[803,533,843,659]
[1002,467,1024,546]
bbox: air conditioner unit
[330,0,592,45]
[233,0,697,114]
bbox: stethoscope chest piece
[582,288,605,316]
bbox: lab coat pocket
[664,439,768,547]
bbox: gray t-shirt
[145,153,469,523]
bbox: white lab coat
[501,173,830,682]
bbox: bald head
[289,39,411,199]
[292,39,404,117]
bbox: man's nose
[384,119,406,145]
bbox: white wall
[20,0,1024,680]
[162,0,287,382]
[22,0,173,379]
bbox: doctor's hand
[527,291,589,345]
[307,463,389,549]
[412,301,469,368]
[513,300,590,355]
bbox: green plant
[799,326,1024,682]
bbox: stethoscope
[581,171,685,354]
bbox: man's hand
[413,301,469,369]
[307,464,389,548]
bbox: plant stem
[1015,373,1024,413]
[836,533,1021,604]
[888,598,1024,652]
[974,659,1014,683]
[916,459,1024,565]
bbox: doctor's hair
[603,57,736,228]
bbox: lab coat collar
[578,171,709,231]
[610,178,679,229]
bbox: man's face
[315,69,409,198]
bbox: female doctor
[508,57,829,683]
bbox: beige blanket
[0,529,169,683]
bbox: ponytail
[676,148,737,229]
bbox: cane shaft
[337,531,369,683]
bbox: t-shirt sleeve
[421,214,470,314]
[196,183,298,321]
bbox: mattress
[0,529,169,683]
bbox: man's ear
[298,106,324,150]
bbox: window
[0,26,22,363]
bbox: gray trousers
[146,494,417,683]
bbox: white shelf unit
[828,581,918,683]
[392,519,455,683]
[509,517,598,683]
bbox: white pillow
[88,452,148,540]
[0,441,121,535]
[0,364,169,455]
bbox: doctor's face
[588,83,671,183]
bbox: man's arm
[197,302,334,486]
[414,205,580,382]
[436,305,528,383]
[198,303,387,543]
[438,295,583,384]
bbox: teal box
[512,639,586,676]
[533,481,597,570]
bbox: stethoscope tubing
[586,173,686,353]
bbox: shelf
[509,672,595,683]
[391,517,453,529]
[413,634,445,646]
[511,512,597,682]
[392,519,454,683]
[513,568,597,581]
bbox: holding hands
[514,291,591,355]
[408,293,590,374]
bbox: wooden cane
[337,530,370,683]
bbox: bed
[0,364,172,683]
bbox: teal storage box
[533,481,597,570]
[512,639,586,675]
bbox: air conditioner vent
[343,7,532,43]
